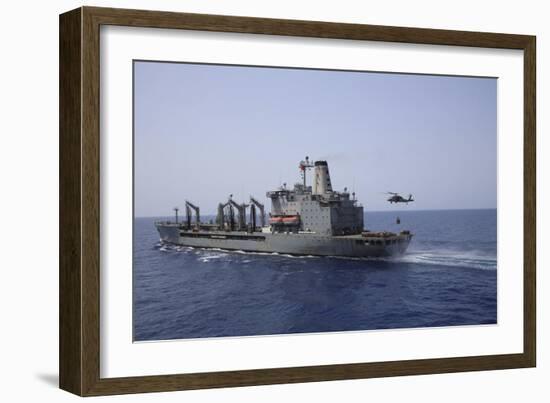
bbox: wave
[159,243,321,259]
[395,250,496,270]
[198,253,228,263]
[156,242,495,270]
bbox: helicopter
[385,192,414,204]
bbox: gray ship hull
[155,223,412,258]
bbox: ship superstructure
[155,157,412,257]
[267,159,363,236]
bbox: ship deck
[156,222,412,241]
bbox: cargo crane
[185,200,200,229]
[228,203,236,231]
[249,204,257,233]
[216,201,230,230]
[249,196,266,229]
[227,195,249,231]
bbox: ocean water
[133,209,496,341]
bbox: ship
[155,157,413,257]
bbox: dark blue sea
[133,209,496,341]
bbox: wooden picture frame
[59,6,536,396]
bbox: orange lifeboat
[269,216,283,224]
[269,215,300,225]
[282,215,300,224]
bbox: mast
[299,156,314,188]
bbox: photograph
[132,60,497,342]
[50,2,540,397]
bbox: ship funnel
[312,160,333,195]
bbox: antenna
[173,207,179,224]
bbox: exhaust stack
[312,161,333,195]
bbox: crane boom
[228,197,248,230]
[249,196,266,227]
[185,200,200,227]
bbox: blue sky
[134,61,496,217]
